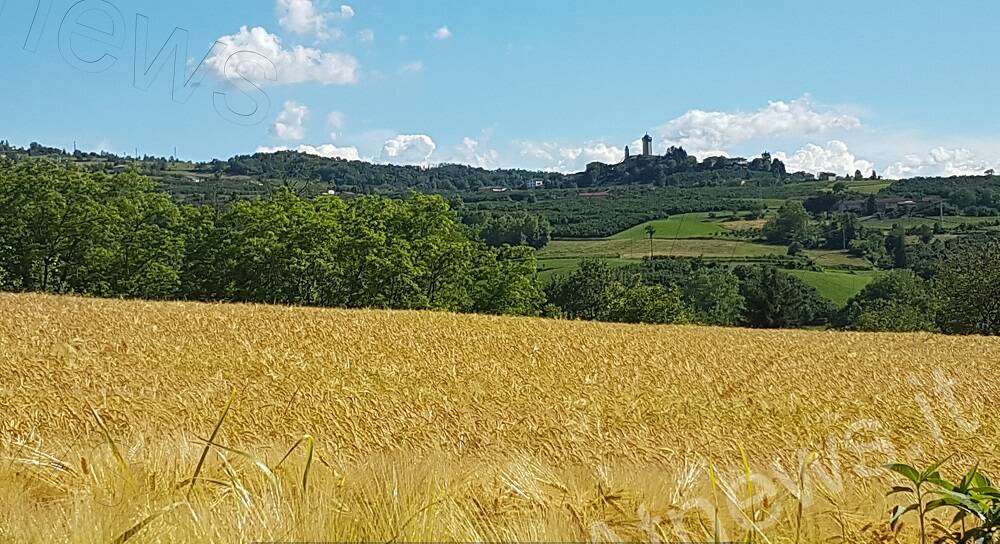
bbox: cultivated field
[786,270,878,306]
[610,213,731,240]
[2,294,999,543]
[539,238,784,260]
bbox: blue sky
[2,0,1000,177]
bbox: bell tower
[642,133,653,156]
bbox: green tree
[763,201,811,244]
[0,160,107,292]
[834,213,860,250]
[682,267,745,326]
[850,231,889,268]
[885,225,909,269]
[644,224,656,259]
[735,266,834,328]
[606,281,691,324]
[545,259,616,321]
[94,171,185,298]
[950,188,977,209]
[546,260,693,324]
[212,189,348,306]
[852,303,937,333]
[476,212,552,249]
[176,204,223,300]
[469,245,545,316]
[936,236,1000,335]
[918,224,935,244]
[865,195,878,216]
[399,194,477,310]
[839,270,937,332]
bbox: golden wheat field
[1,293,999,543]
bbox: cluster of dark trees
[837,236,1000,335]
[462,211,554,249]
[546,259,834,329]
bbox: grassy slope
[804,249,873,270]
[609,213,729,240]
[536,257,632,282]
[2,294,999,542]
[787,269,877,306]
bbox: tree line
[0,160,543,315]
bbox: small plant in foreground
[886,459,951,543]
[887,460,1000,544]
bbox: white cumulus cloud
[380,134,437,166]
[518,141,624,172]
[774,140,875,177]
[276,1,354,39]
[440,137,500,169]
[883,147,1000,179]
[432,26,452,40]
[207,26,359,86]
[659,95,862,158]
[272,101,309,141]
[257,143,361,161]
[277,0,327,37]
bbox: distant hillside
[222,147,821,191]
[223,151,564,192]
[1,139,862,198]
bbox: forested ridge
[0,140,847,194]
